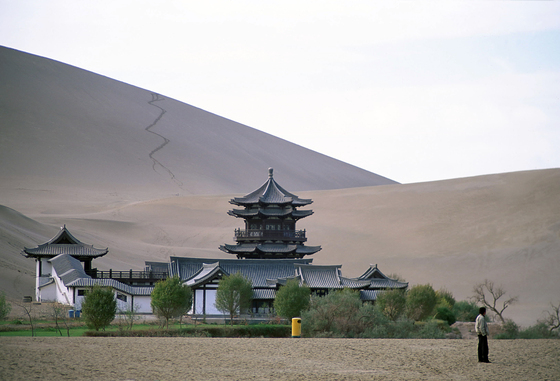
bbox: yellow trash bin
[292,317,302,338]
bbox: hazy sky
[2,1,559,183]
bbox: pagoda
[219,168,321,259]
[22,225,108,275]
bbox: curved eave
[229,170,313,207]
[21,245,108,258]
[220,243,320,256]
[228,208,313,219]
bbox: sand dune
[1,46,559,327]
[0,45,395,202]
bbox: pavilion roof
[219,242,321,256]
[230,168,312,207]
[22,226,108,259]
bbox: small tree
[215,272,253,325]
[375,289,406,321]
[542,301,560,333]
[51,302,67,336]
[16,302,35,337]
[471,279,518,324]
[82,285,117,331]
[0,291,11,320]
[151,276,193,329]
[406,284,437,321]
[274,279,311,320]
[117,303,140,331]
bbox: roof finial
[268,167,274,178]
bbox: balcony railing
[234,228,306,242]
[87,269,168,283]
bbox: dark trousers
[478,334,489,362]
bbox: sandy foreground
[1,337,559,381]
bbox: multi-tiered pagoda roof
[219,168,321,259]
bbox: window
[116,293,127,302]
[77,289,86,296]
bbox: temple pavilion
[219,168,321,259]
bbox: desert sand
[1,46,560,328]
[1,337,559,380]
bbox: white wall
[193,288,221,315]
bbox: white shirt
[475,313,488,336]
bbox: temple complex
[22,168,408,318]
[155,168,408,316]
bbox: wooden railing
[87,269,168,281]
[234,229,306,241]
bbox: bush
[518,323,559,339]
[452,300,479,322]
[302,289,363,337]
[415,320,450,339]
[82,285,117,331]
[436,288,456,309]
[375,289,406,321]
[85,325,291,338]
[434,306,456,325]
[406,284,437,321]
[495,319,519,339]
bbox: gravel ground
[1,337,559,380]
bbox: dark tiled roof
[253,288,276,300]
[220,243,321,255]
[368,278,408,289]
[173,257,312,288]
[67,278,154,296]
[230,168,312,207]
[22,226,108,258]
[358,264,408,289]
[297,264,344,289]
[50,254,91,286]
[360,289,382,301]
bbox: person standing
[475,307,490,363]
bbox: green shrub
[406,284,437,321]
[375,289,406,321]
[302,289,364,337]
[434,306,456,325]
[436,288,456,308]
[0,292,11,320]
[415,320,449,339]
[84,325,291,338]
[452,300,479,322]
[495,319,519,339]
[518,323,559,339]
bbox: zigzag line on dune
[145,93,183,187]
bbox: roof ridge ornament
[268,167,273,178]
